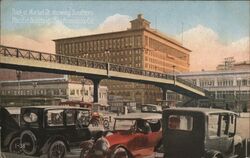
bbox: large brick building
[54,14,191,105]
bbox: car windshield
[21,108,40,127]
[47,109,64,127]
[168,115,193,131]
[114,119,136,131]
[141,105,161,112]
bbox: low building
[0,76,108,106]
[178,69,250,111]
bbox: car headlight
[94,137,110,156]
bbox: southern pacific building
[53,14,191,105]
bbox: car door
[75,110,91,141]
[147,120,162,150]
[64,109,78,143]
[132,132,149,157]
[219,114,235,155]
[206,114,221,151]
[132,120,150,157]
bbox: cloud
[177,25,249,71]
[1,14,131,53]
[98,14,131,32]
[1,15,249,71]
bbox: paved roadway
[2,150,155,158]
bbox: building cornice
[178,70,250,77]
[53,28,190,52]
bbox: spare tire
[20,130,38,155]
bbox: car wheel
[111,147,130,158]
[48,140,66,158]
[80,148,90,158]
[212,154,223,158]
[103,120,109,129]
[20,130,38,156]
[9,137,23,154]
[90,118,99,127]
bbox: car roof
[21,105,89,111]
[5,107,21,114]
[115,112,162,120]
[163,107,237,115]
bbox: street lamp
[33,82,37,96]
[16,70,22,95]
[172,65,176,85]
[105,50,110,77]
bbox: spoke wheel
[20,130,37,155]
[103,120,109,129]
[112,147,129,158]
[9,137,23,154]
[48,140,66,158]
[80,148,90,158]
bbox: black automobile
[20,106,91,158]
[0,106,21,153]
[162,108,245,158]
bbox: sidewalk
[2,148,81,158]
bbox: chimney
[130,14,150,30]
[138,14,143,19]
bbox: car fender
[234,135,243,146]
[109,144,133,157]
[205,150,223,158]
[3,131,19,147]
[41,135,70,154]
[79,139,94,150]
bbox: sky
[1,0,249,71]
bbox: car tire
[91,119,99,127]
[48,140,66,158]
[9,137,23,154]
[20,130,38,156]
[80,148,90,158]
[111,147,130,158]
[103,119,109,129]
[212,154,223,158]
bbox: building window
[85,90,88,96]
[70,89,75,95]
[54,89,60,95]
[61,89,66,95]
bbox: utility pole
[181,22,184,45]
[172,65,176,85]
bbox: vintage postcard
[0,1,249,158]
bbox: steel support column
[93,79,101,103]
[162,88,167,101]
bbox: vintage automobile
[59,100,92,109]
[141,104,162,113]
[80,112,162,158]
[59,101,112,129]
[0,106,21,153]
[162,107,244,158]
[19,106,91,158]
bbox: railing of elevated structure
[0,45,207,94]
